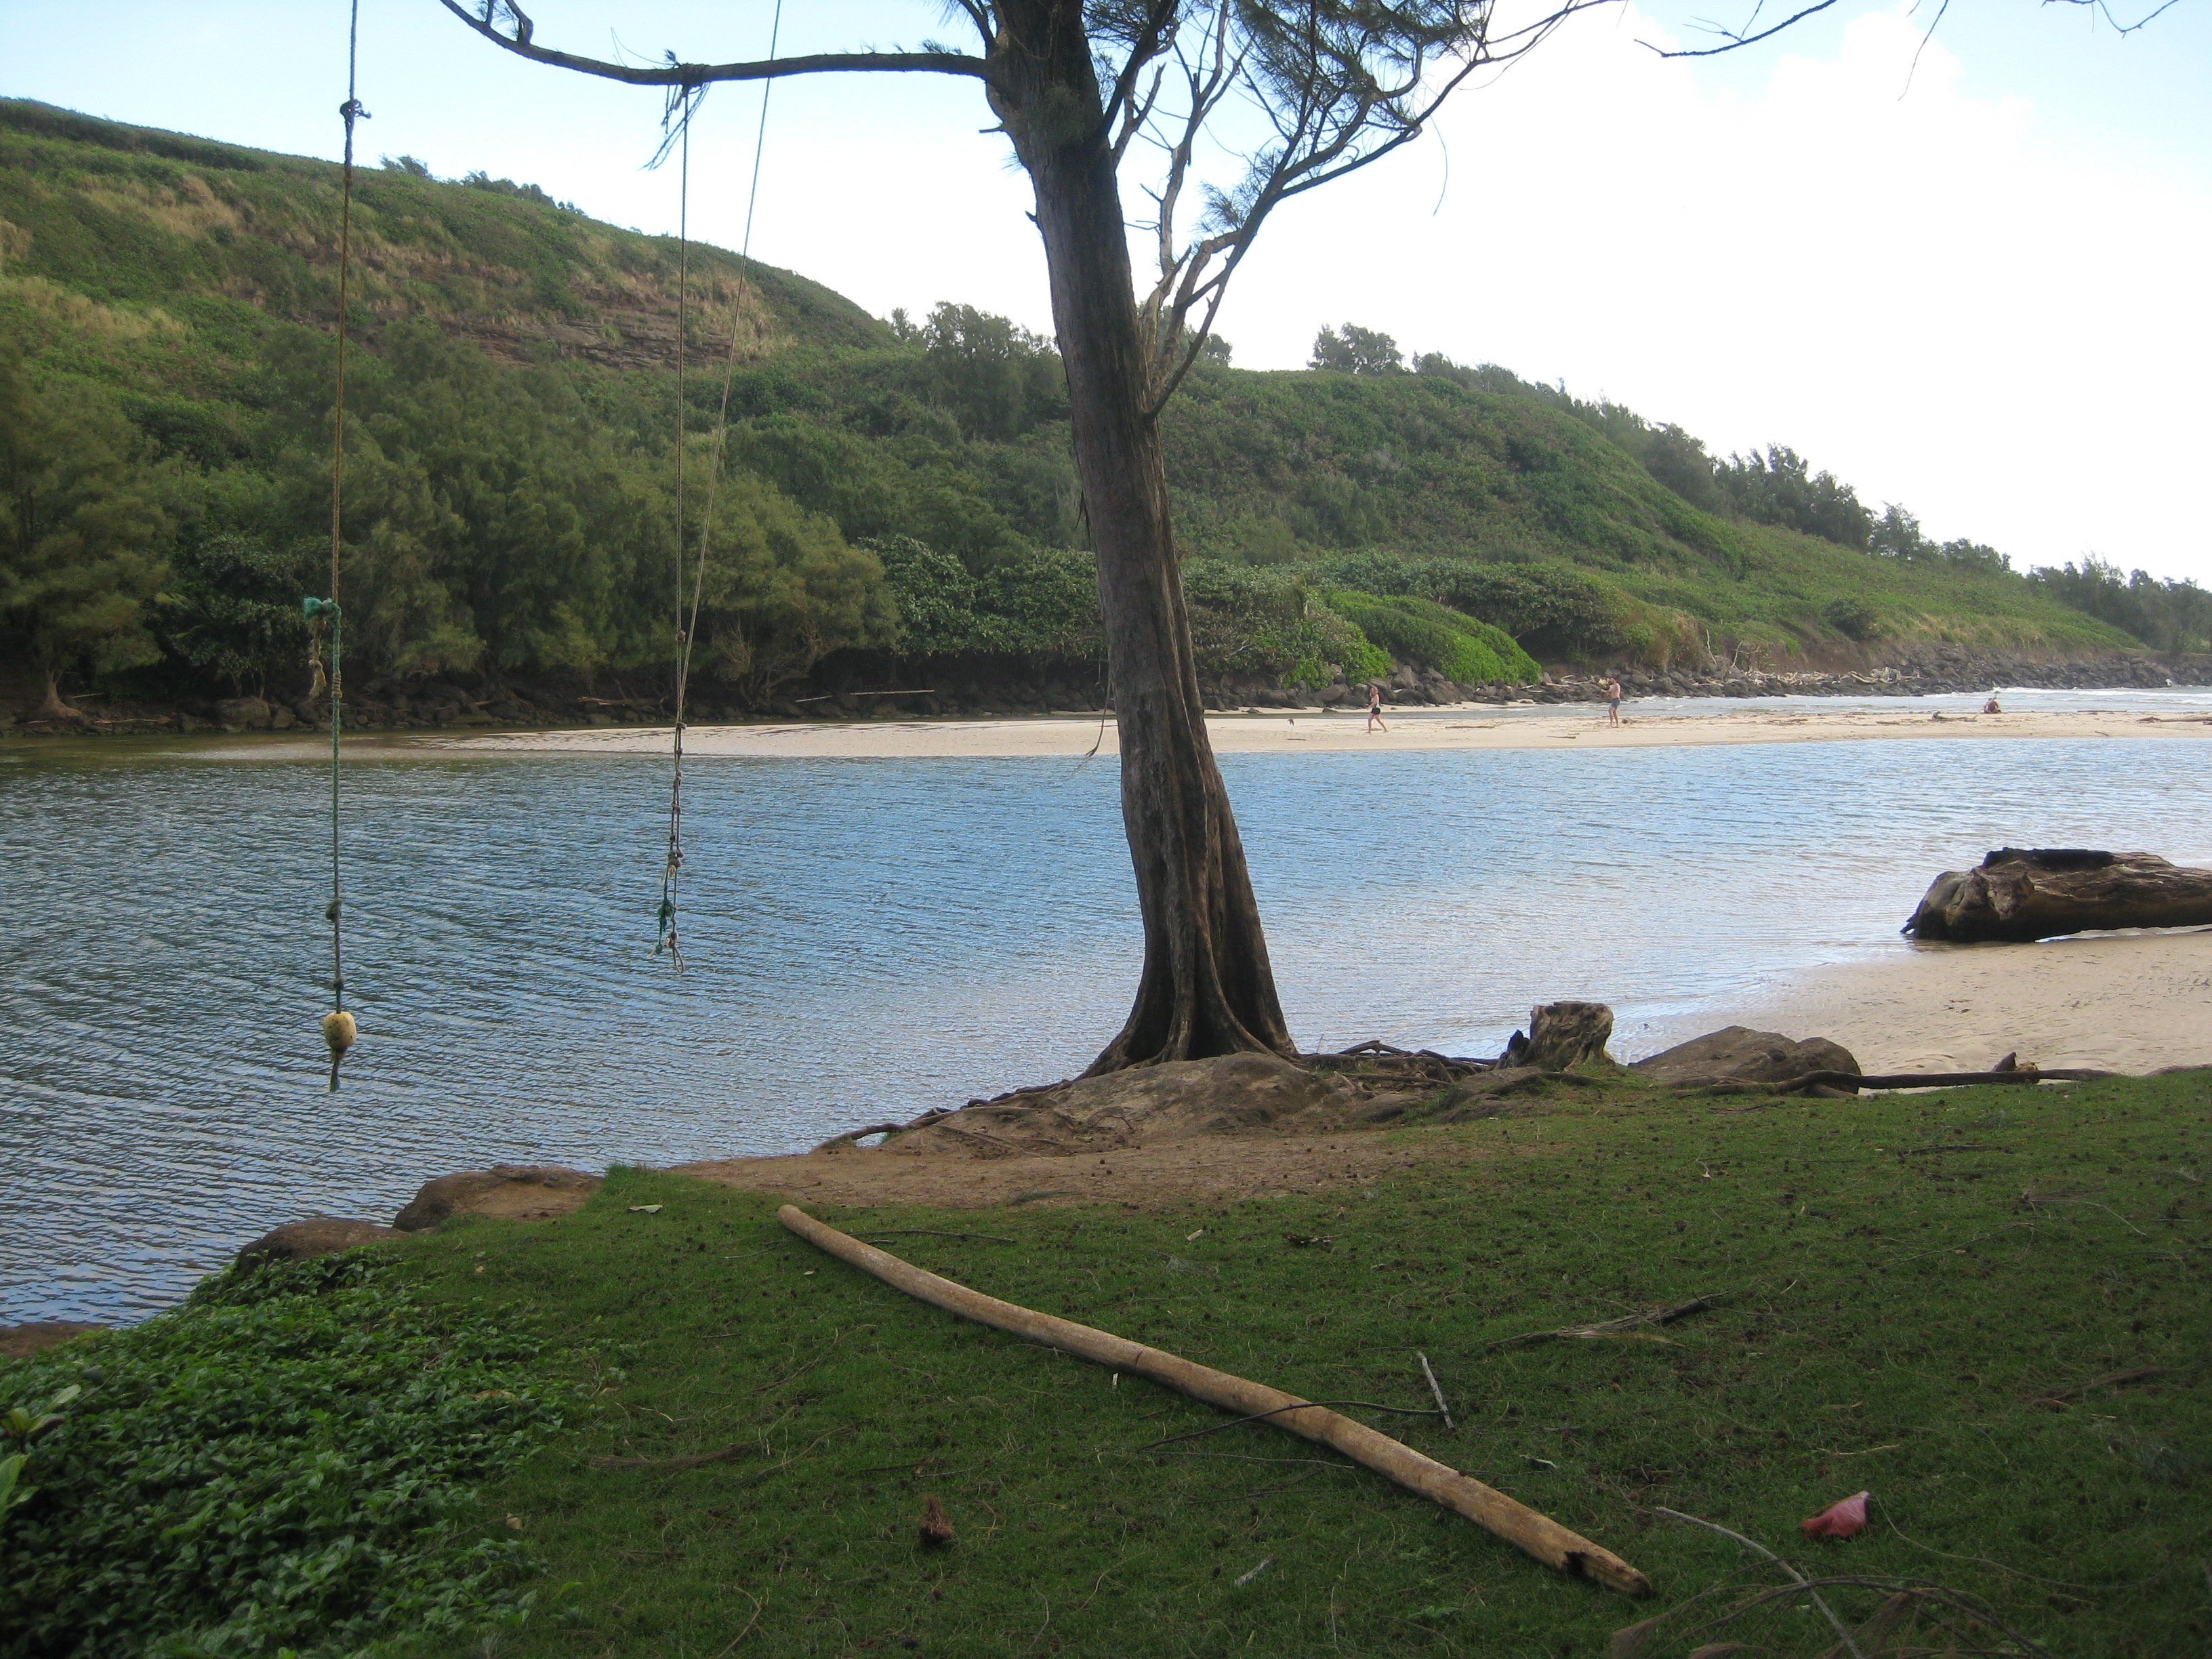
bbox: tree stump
[1903,848,2212,943]
[1498,1002,1615,1071]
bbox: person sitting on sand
[1366,682,1388,733]
[1982,691,2003,714]
[1603,676,1622,726]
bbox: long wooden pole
[776,1205,1652,1597]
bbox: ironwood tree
[437,0,1620,1073]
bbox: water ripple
[5,731,2210,1322]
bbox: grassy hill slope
[0,98,2143,720]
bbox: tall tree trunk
[38,662,83,722]
[994,4,1296,1072]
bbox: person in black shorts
[1366,681,1389,733]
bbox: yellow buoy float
[322,1008,357,1092]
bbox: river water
[6,688,2211,1324]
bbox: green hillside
[0,97,2169,720]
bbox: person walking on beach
[1366,681,1389,734]
[1603,675,1623,726]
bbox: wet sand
[424,704,2212,760]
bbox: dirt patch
[394,1166,602,1231]
[880,1052,1384,1159]
[682,1128,1482,1212]
[683,1052,1549,1210]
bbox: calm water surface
[5,700,2211,1322]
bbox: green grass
[0,1256,584,1659]
[332,1071,2209,1658]
[9,1074,2206,1656]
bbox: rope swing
[308,0,367,1090]
[655,0,783,968]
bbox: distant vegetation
[0,98,2196,718]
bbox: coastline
[1720,927,2212,1076]
[270,701,2212,761]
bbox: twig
[861,1229,1017,1245]
[710,1589,764,1657]
[1235,1556,1273,1586]
[1650,1507,1866,1659]
[2018,1195,2150,1236]
[590,1442,755,1471]
[1417,1351,1454,1431]
[1493,1292,1728,1349]
[1893,1144,2012,1156]
[2033,1365,2174,1405]
[754,1354,825,1395]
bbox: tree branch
[1639,0,1842,59]
[436,0,989,85]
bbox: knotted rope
[311,0,367,1089]
[656,0,783,968]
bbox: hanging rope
[656,0,784,968]
[308,0,367,1089]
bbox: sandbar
[428,703,2212,761]
[1725,928,2212,1076]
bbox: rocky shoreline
[7,647,2209,736]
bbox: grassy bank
[7,1073,2207,1656]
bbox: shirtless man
[1603,676,1623,726]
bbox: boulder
[216,695,273,729]
[1633,1026,1860,1086]
[882,1052,1364,1160]
[394,1164,602,1231]
[235,1216,394,1268]
[0,1322,106,1360]
[1498,1002,1615,1071]
[1904,848,2212,943]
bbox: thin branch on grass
[861,1230,1018,1245]
[589,1442,757,1471]
[2033,1364,2175,1405]
[1650,1507,1867,1659]
[1417,1351,1454,1431]
[1492,1292,1728,1349]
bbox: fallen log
[777,1204,1651,1597]
[1794,1066,2108,1093]
[1903,848,2212,943]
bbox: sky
[3,0,2207,581]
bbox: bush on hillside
[1183,562,1389,687]
[1320,589,1539,683]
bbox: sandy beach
[1731,928,2212,1076]
[426,702,2212,760]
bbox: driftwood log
[1904,848,2212,943]
[777,1206,1652,1596]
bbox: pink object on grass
[1800,1490,1871,1539]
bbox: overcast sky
[4,0,2206,581]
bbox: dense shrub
[1319,589,1540,683]
[0,1256,581,1658]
